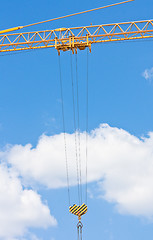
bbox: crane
[0,19,153,55]
[1,1,153,239]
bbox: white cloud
[142,67,153,82]
[7,233,42,240]
[1,124,153,219]
[0,164,57,239]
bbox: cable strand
[85,48,89,205]
[75,53,82,205]
[58,55,71,206]
[70,52,80,205]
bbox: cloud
[1,124,153,219]
[0,164,57,239]
[142,67,153,82]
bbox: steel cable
[70,52,81,205]
[58,55,71,206]
[75,53,82,205]
[85,48,89,205]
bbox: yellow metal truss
[0,19,153,54]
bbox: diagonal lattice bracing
[0,19,153,53]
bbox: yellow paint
[0,20,153,53]
[0,26,23,34]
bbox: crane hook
[77,220,83,240]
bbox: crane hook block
[69,203,87,220]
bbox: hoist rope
[70,52,81,205]
[58,50,89,207]
[75,53,82,205]
[58,55,71,206]
[20,0,134,29]
[85,48,89,205]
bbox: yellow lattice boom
[0,19,153,54]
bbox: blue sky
[0,0,153,239]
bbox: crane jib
[0,20,153,54]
